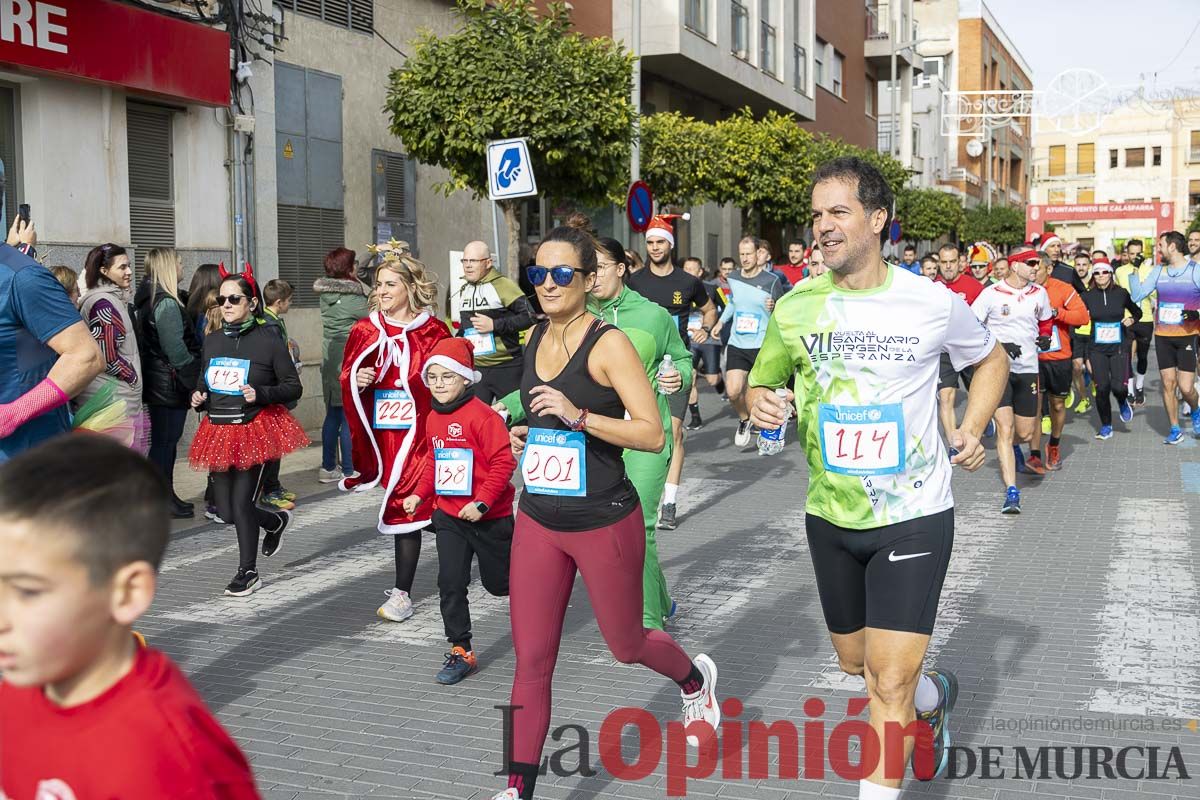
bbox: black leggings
[212,465,284,571]
[394,533,422,593]
[1128,322,1152,377]
[1091,346,1130,426]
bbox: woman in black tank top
[494,226,718,800]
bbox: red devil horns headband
[218,261,258,296]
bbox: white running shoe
[377,588,414,622]
[317,467,344,483]
[681,653,720,746]
[733,420,752,447]
[490,790,520,800]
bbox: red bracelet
[565,408,589,432]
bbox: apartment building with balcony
[911,0,1033,207]
[1029,97,1200,251]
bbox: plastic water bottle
[757,389,790,456]
[656,355,677,395]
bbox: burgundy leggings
[508,507,694,764]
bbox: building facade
[1029,98,1200,252]
[910,0,1033,207]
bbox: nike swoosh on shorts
[889,551,932,562]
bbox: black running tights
[212,465,284,571]
[394,533,422,593]
[1091,347,1130,427]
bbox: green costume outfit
[501,287,693,628]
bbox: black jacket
[1081,284,1142,351]
[134,278,201,409]
[196,321,302,425]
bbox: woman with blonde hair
[135,246,201,517]
[339,244,451,622]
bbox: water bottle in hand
[656,354,678,395]
[757,388,790,456]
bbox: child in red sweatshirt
[402,338,516,685]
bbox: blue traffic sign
[487,138,538,200]
[627,181,653,233]
[889,219,902,244]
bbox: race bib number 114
[818,403,905,477]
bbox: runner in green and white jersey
[746,157,1009,798]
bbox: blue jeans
[321,404,353,472]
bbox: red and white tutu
[188,404,309,472]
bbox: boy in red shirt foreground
[402,338,516,685]
[0,436,260,800]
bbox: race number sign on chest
[1093,321,1122,344]
[463,327,496,356]
[818,403,905,476]
[435,448,473,496]
[521,429,586,496]
[1159,302,1184,325]
[206,357,250,395]
[374,389,415,430]
[734,311,762,335]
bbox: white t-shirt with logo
[970,281,1052,374]
[748,267,996,529]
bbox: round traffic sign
[889,219,902,245]
[627,181,654,233]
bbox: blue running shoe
[1095,425,1113,440]
[435,646,478,685]
[914,669,959,780]
[1192,408,1200,436]
[983,419,995,438]
[1001,486,1021,514]
[1012,444,1027,474]
[1119,401,1133,424]
[1165,426,1185,445]
[665,599,678,621]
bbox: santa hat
[422,338,481,387]
[644,213,690,248]
[1038,233,1062,249]
[1091,257,1114,274]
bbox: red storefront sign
[1027,201,1176,241]
[0,0,229,107]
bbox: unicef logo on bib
[867,408,882,422]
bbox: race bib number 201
[206,357,250,396]
[818,403,905,477]
[521,428,586,496]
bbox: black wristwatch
[474,501,489,514]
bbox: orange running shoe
[1023,455,1048,476]
[1046,444,1062,470]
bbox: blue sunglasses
[527,264,585,287]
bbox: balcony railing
[731,1,750,60]
[866,4,885,39]
[946,167,982,187]
[683,0,707,37]
[761,21,777,76]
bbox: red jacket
[414,395,516,520]
[340,311,452,534]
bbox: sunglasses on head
[218,294,248,306]
[527,265,585,287]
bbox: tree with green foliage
[385,0,634,278]
[958,205,1027,248]
[708,109,818,228]
[895,187,963,244]
[639,112,718,208]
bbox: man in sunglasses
[453,241,535,404]
[627,215,718,531]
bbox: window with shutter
[0,86,18,234]
[373,149,417,249]
[126,104,175,270]
[1048,145,1066,176]
[282,0,371,34]
[1077,187,1095,204]
[277,205,344,308]
[1076,143,1094,175]
[1048,188,1066,204]
[1125,148,1145,168]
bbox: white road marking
[1089,499,1200,716]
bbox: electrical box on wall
[233,114,255,133]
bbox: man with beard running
[627,216,718,529]
[748,157,1007,798]
[934,243,985,447]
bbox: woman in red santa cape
[340,241,451,621]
